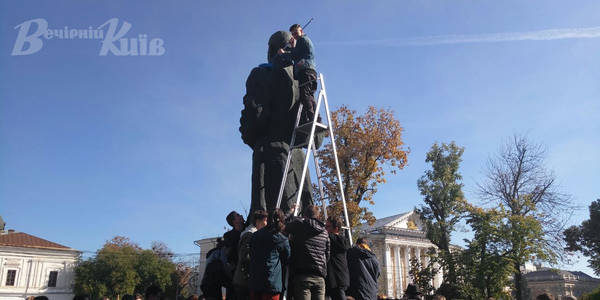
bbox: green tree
[458,206,513,300]
[95,237,141,298]
[318,105,408,226]
[581,286,600,300]
[564,199,600,276]
[416,141,466,298]
[408,248,440,297]
[135,249,176,294]
[478,135,571,300]
[74,260,109,299]
[74,236,177,299]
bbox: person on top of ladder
[279,23,318,124]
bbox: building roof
[525,269,600,282]
[359,211,412,232]
[0,231,74,251]
[570,271,597,280]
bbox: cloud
[321,26,600,47]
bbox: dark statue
[239,31,323,222]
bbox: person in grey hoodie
[233,210,268,300]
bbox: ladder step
[295,121,328,135]
[291,141,308,149]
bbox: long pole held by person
[302,17,314,30]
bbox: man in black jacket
[285,205,330,300]
[325,216,350,300]
[347,237,380,300]
[223,211,245,300]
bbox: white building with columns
[360,211,443,299]
[0,230,80,300]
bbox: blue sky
[1,1,599,274]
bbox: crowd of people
[201,206,380,300]
[201,207,578,300]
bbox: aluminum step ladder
[275,73,353,243]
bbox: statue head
[268,30,292,63]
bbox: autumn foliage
[317,105,408,226]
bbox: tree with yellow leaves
[317,105,408,227]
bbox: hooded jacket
[249,227,291,293]
[346,245,380,300]
[285,217,330,278]
[326,232,350,289]
[201,245,230,298]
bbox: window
[5,270,16,286]
[48,271,58,287]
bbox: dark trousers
[297,68,318,123]
[325,287,346,300]
[236,285,250,300]
[201,285,222,300]
[227,287,237,300]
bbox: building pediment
[360,210,426,234]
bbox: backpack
[239,64,273,149]
[201,246,233,294]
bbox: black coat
[325,232,350,289]
[223,229,241,265]
[346,246,380,300]
[285,217,330,278]
[201,246,228,298]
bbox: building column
[384,244,394,297]
[434,258,443,289]
[422,248,434,289]
[403,246,411,287]
[394,245,403,298]
[422,248,429,266]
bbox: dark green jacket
[249,228,291,293]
